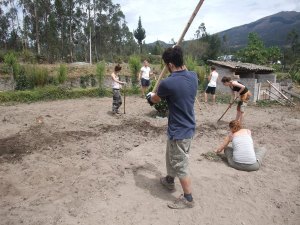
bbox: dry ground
[0,96,299,225]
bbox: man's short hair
[211,66,216,71]
[162,46,183,67]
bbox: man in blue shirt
[147,46,198,209]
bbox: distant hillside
[146,40,171,48]
[217,11,300,49]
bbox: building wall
[239,78,257,102]
[256,73,276,83]
[214,66,235,94]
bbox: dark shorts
[205,86,216,94]
[141,78,150,87]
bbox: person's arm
[207,73,212,81]
[215,135,232,153]
[146,80,167,105]
[111,73,126,85]
[138,68,142,81]
[230,91,236,104]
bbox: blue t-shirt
[157,70,198,140]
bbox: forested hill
[216,11,300,49]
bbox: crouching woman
[215,120,266,171]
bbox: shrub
[289,60,300,84]
[24,65,49,87]
[4,52,17,67]
[90,75,96,87]
[96,61,106,88]
[148,80,168,117]
[57,64,67,84]
[129,55,141,86]
[80,75,89,88]
[185,55,197,71]
[0,86,102,103]
[20,50,36,63]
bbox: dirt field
[0,96,299,225]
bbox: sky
[112,0,300,44]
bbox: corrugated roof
[208,60,274,72]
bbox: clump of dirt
[201,151,223,162]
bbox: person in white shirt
[204,66,219,104]
[139,60,153,97]
[215,120,266,171]
[111,64,126,114]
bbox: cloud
[113,0,300,43]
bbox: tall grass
[57,64,67,84]
[96,61,106,88]
[129,55,141,86]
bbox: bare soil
[0,96,299,225]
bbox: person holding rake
[111,64,126,114]
[146,46,198,209]
[221,76,252,124]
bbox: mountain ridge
[147,11,300,49]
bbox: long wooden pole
[267,80,295,106]
[217,97,238,122]
[123,86,126,114]
[152,0,205,93]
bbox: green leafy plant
[148,80,168,117]
[57,64,67,84]
[129,55,141,86]
[80,76,90,88]
[96,61,106,88]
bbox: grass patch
[0,86,144,104]
[256,100,280,107]
[216,94,231,104]
[0,86,103,103]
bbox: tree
[0,6,9,50]
[194,22,207,39]
[237,33,267,64]
[134,16,146,54]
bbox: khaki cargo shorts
[166,138,192,179]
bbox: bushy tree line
[0,0,138,63]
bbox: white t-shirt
[232,132,257,164]
[140,66,151,80]
[208,71,219,87]
[112,74,121,89]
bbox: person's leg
[116,90,122,112]
[255,147,267,166]
[179,176,191,194]
[224,147,259,171]
[161,139,176,190]
[212,94,216,104]
[167,139,194,209]
[224,147,235,166]
[204,93,208,103]
[112,89,119,113]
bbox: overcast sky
[112,0,300,44]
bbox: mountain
[146,40,171,48]
[216,11,300,49]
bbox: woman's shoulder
[234,129,251,136]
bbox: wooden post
[152,0,205,93]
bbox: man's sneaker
[168,194,195,209]
[160,177,175,191]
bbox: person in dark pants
[204,66,219,104]
[139,60,153,97]
[111,64,126,114]
[146,46,198,209]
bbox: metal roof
[208,60,275,73]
